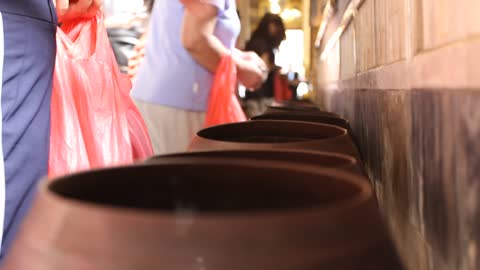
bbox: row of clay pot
[3,101,404,269]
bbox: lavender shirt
[131,0,240,112]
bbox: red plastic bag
[204,54,247,128]
[274,72,293,102]
[49,14,153,177]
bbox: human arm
[180,0,266,89]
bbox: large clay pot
[146,149,362,175]
[252,112,352,132]
[271,100,319,110]
[266,100,338,117]
[189,120,361,159]
[4,158,404,270]
[250,113,362,157]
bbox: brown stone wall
[313,0,480,269]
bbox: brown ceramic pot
[250,113,362,159]
[149,150,362,175]
[252,112,352,132]
[270,100,319,110]
[266,100,338,117]
[265,106,340,117]
[4,158,403,270]
[189,120,361,160]
[146,149,363,175]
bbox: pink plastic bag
[204,54,247,128]
[49,14,153,177]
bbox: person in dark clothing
[288,72,301,100]
[0,0,101,261]
[244,12,286,117]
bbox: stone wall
[313,1,480,269]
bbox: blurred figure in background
[104,0,150,74]
[144,0,155,13]
[130,0,267,154]
[288,72,301,100]
[243,12,286,117]
[125,0,154,81]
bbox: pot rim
[268,103,319,109]
[148,149,357,167]
[197,120,348,143]
[41,159,372,222]
[251,113,349,123]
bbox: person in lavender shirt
[131,0,267,154]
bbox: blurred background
[101,2,480,269]
[102,0,315,100]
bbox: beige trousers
[134,99,206,155]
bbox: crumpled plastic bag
[49,13,153,177]
[204,54,247,128]
[274,72,293,102]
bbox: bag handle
[56,11,104,59]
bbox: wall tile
[355,0,377,72]
[385,0,406,63]
[316,41,340,84]
[374,0,406,66]
[340,24,356,80]
[374,0,387,65]
[421,0,480,50]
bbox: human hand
[234,50,268,90]
[55,0,103,22]
[127,40,146,81]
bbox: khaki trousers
[134,99,206,155]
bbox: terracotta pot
[4,158,403,270]
[250,113,362,160]
[266,106,340,117]
[271,100,319,110]
[266,101,338,117]
[146,149,363,175]
[252,112,352,132]
[189,120,361,159]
